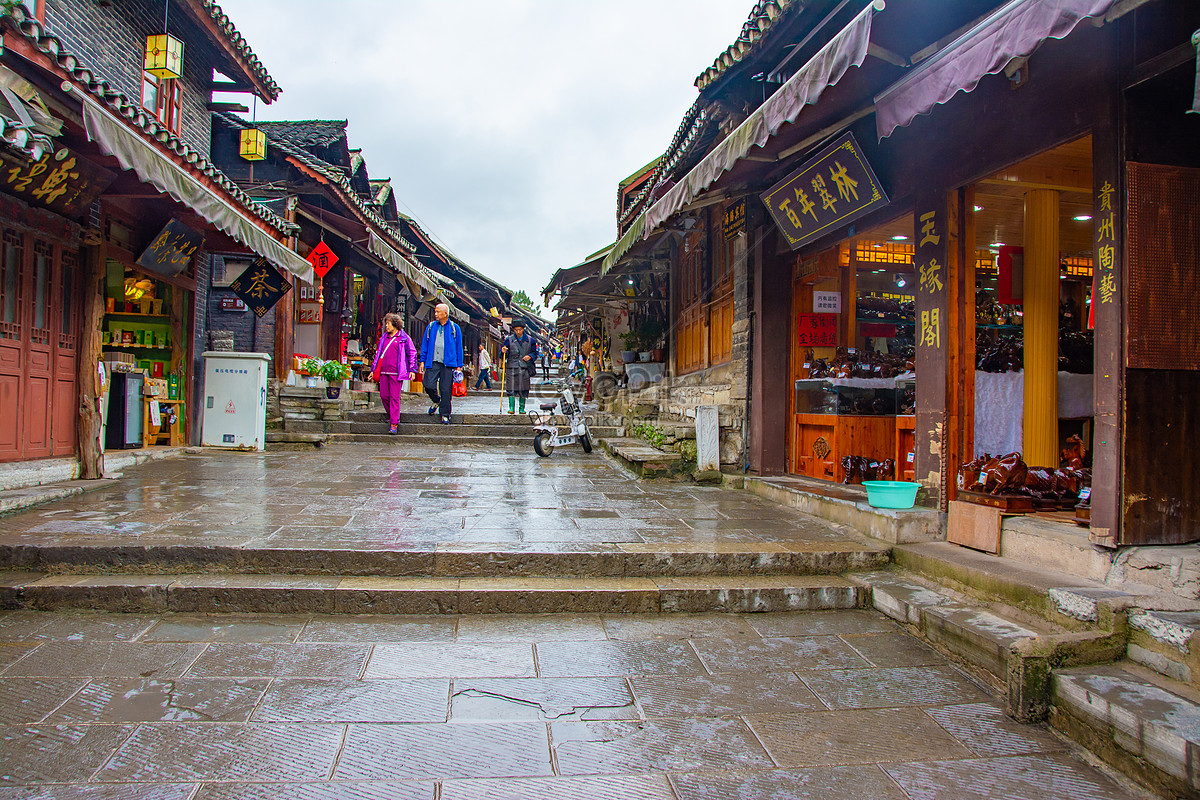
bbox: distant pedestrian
[474,342,493,390]
[501,320,538,414]
[540,350,550,382]
[370,313,417,435]
[419,303,464,424]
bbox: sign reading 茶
[761,132,888,251]
[137,219,203,277]
[230,257,292,318]
[797,313,838,347]
[1,148,115,217]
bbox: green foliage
[302,357,322,375]
[677,439,698,463]
[631,421,667,449]
[512,290,537,311]
[317,360,352,383]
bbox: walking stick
[499,353,507,414]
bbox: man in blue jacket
[419,303,464,424]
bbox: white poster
[814,291,841,313]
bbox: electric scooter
[529,382,593,457]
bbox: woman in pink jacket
[371,313,418,435]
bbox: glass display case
[794,380,897,416]
[897,378,916,416]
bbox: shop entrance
[962,135,1096,517]
[787,219,917,483]
[0,231,79,462]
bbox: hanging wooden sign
[762,132,888,251]
[307,240,339,278]
[229,257,292,318]
[137,219,203,277]
[1,148,115,218]
[722,198,746,240]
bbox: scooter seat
[539,403,557,411]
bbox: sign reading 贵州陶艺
[760,132,888,251]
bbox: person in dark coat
[501,320,538,414]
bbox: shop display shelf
[105,312,170,320]
[102,344,172,351]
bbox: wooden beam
[76,242,106,479]
[207,102,249,113]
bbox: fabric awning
[1191,29,1200,115]
[368,231,438,296]
[875,0,1135,139]
[80,96,314,283]
[545,247,610,301]
[638,0,883,239]
[601,213,644,275]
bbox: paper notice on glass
[149,401,161,428]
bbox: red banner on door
[797,313,838,346]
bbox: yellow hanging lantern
[144,33,184,80]
[239,128,266,161]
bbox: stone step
[851,570,1125,723]
[1052,662,1200,798]
[745,476,941,546]
[600,437,687,479]
[348,412,544,425]
[1,572,867,615]
[0,542,889,579]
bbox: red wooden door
[53,248,78,456]
[22,240,54,458]
[0,232,79,462]
[0,230,22,460]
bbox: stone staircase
[847,543,1200,799]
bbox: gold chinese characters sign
[1,148,115,217]
[137,219,202,277]
[230,257,292,318]
[761,132,888,251]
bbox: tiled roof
[197,0,281,100]
[617,101,711,232]
[215,112,419,255]
[0,4,296,235]
[369,179,393,207]
[254,119,348,152]
[694,0,798,90]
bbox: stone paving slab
[0,608,1144,798]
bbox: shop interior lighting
[991,242,1005,248]
[894,274,909,289]
[974,205,983,211]
[1073,214,1092,221]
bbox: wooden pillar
[750,227,790,475]
[840,246,857,348]
[914,191,953,508]
[1089,45,1125,547]
[946,187,976,500]
[1023,189,1060,467]
[76,242,105,479]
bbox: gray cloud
[215,0,751,310]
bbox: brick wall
[44,0,219,155]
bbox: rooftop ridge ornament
[144,1,183,80]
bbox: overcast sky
[214,0,753,315]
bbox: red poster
[307,240,339,278]
[861,323,897,338]
[797,313,839,346]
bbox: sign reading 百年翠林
[761,132,888,251]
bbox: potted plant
[317,360,351,398]
[638,317,664,362]
[618,330,640,363]
[301,356,322,388]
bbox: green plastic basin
[861,480,920,509]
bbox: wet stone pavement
[0,608,1144,799]
[0,444,1148,797]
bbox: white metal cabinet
[201,352,271,450]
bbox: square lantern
[239,128,266,161]
[144,33,184,80]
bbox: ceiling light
[894,274,909,289]
[973,205,983,212]
[991,242,1005,248]
[1073,214,1092,221]
[891,235,908,241]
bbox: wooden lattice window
[0,230,21,340]
[59,250,76,351]
[30,241,51,345]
